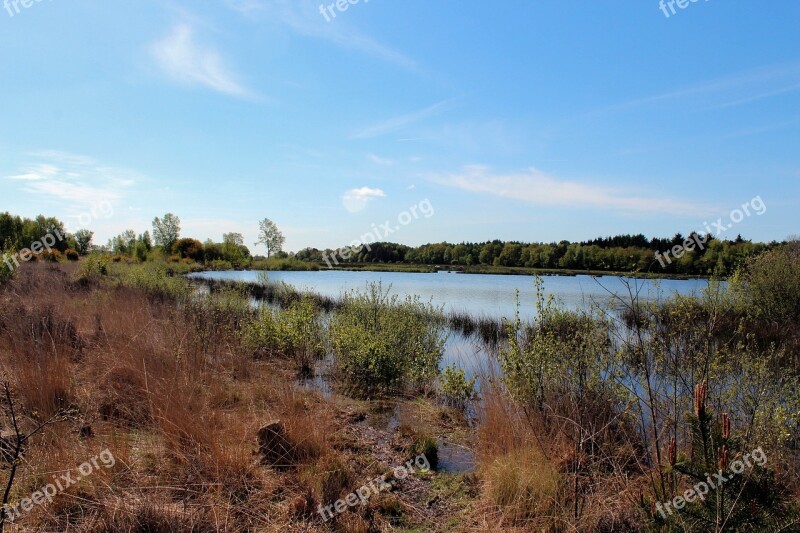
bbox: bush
[500,278,615,410]
[185,286,253,358]
[440,364,478,411]
[208,259,234,271]
[64,248,80,261]
[241,307,280,359]
[40,249,63,262]
[731,242,800,325]
[241,297,326,374]
[329,283,447,394]
[173,238,204,261]
[251,258,319,271]
[77,253,109,282]
[112,262,190,302]
[276,296,326,375]
[0,248,14,285]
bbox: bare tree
[0,381,71,531]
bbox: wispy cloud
[4,150,141,229]
[224,0,415,69]
[434,165,712,216]
[368,154,395,166]
[342,186,386,213]
[353,100,452,140]
[151,23,251,98]
[586,62,800,117]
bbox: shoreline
[214,261,715,281]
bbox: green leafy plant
[0,249,14,286]
[275,296,326,375]
[439,364,478,411]
[329,282,447,395]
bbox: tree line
[1,210,782,277]
[294,233,780,276]
[1,211,287,269]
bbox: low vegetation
[329,283,447,395]
[0,232,798,531]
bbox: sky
[1,0,798,254]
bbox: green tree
[152,213,181,252]
[257,218,285,258]
[73,229,94,255]
[223,233,244,247]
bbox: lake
[189,269,715,382]
[188,269,711,320]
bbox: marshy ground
[1,248,799,532]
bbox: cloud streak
[225,0,415,69]
[588,62,800,118]
[151,23,251,98]
[353,100,452,139]
[434,165,712,216]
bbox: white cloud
[342,186,386,213]
[151,23,250,98]
[434,165,712,216]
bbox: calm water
[190,270,712,380]
[189,269,711,320]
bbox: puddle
[366,401,402,431]
[437,440,476,473]
[296,357,334,398]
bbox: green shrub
[329,283,446,395]
[241,306,281,359]
[241,297,326,374]
[0,248,15,285]
[251,258,319,271]
[208,259,234,271]
[500,279,615,410]
[112,262,190,302]
[276,296,326,374]
[76,253,109,282]
[731,242,800,325]
[439,364,478,411]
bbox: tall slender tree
[256,218,285,258]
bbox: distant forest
[1,211,784,277]
[295,234,781,276]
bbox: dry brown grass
[475,374,645,531]
[0,263,339,531]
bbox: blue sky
[1,0,798,254]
